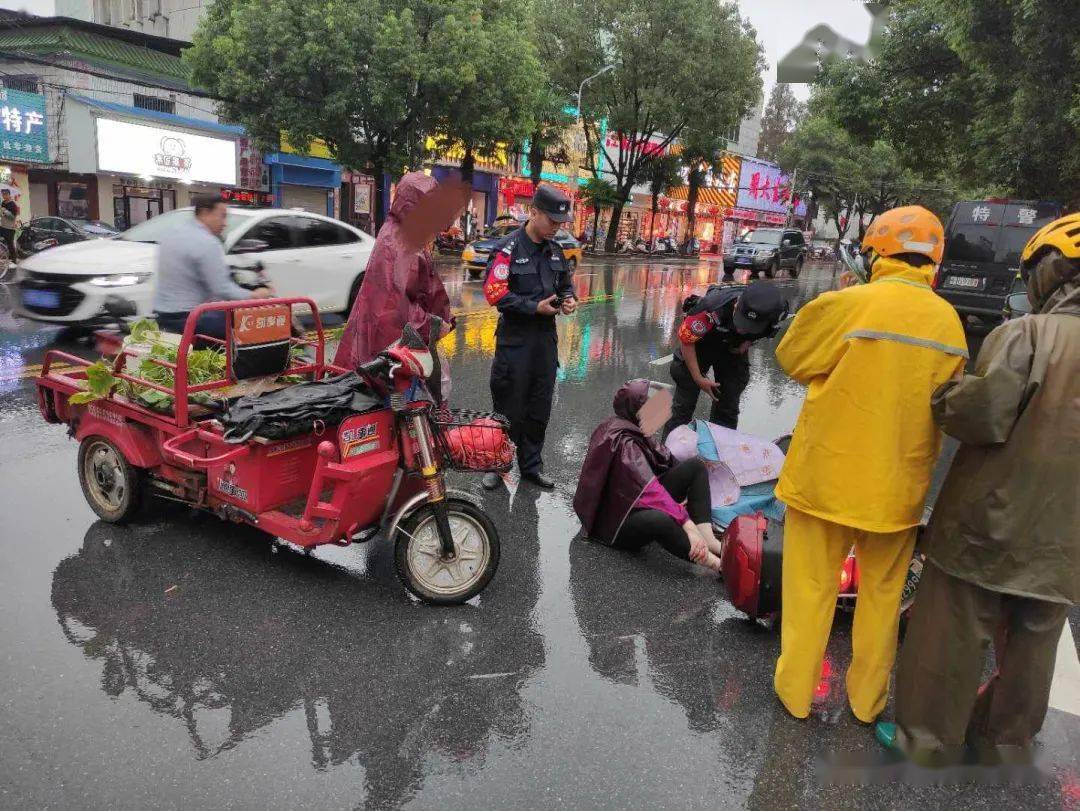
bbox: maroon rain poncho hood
[573,380,676,544]
[334,172,454,369]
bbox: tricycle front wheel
[78,436,145,523]
[394,499,500,605]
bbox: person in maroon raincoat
[335,172,456,381]
[573,379,723,572]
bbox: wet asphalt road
[1,259,1078,809]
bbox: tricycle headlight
[88,273,151,287]
[462,246,475,261]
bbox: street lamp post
[576,64,614,250]
[576,64,615,122]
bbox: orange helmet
[862,205,945,266]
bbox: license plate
[23,288,60,308]
[736,257,751,265]
[947,275,982,289]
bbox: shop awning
[67,94,246,139]
[664,184,736,210]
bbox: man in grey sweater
[153,194,271,336]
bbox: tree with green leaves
[676,128,727,250]
[757,83,806,163]
[524,90,576,189]
[540,0,763,250]
[429,0,543,183]
[580,177,619,251]
[645,155,683,245]
[811,0,1080,208]
[186,0,545,227]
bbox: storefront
[498,176,536,217]
[64,94,245,228]
[342,171,376,234]
[0,87,51,223]
[219,187,275,208]
[262,152,339,217]
[431,165,500,236]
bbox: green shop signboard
[0,88,48,163]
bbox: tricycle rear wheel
[78,436,146,523]
[394,499,500,605]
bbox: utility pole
[786,167,799,227]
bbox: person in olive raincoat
[878,213,1080,763]
[772,205,967,724]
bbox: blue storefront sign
[0,88,48,163]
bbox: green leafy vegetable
[69,361,119,404]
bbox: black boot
[522,470,555,489]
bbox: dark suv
[936,200,1060,323]
[724,227,806,278]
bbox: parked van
[935,199,1061,323]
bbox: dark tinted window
[945,202,1005,264]
[741,229,782,245]
[295,217,358,247]
[786,231,804,245]
[133,93,176,114]
[997,202,1061,265]
[33,217,60,231]
[242,217,296,251]
[944,225,998,263]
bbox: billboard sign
[0,88,48,163]
[736,157,807,217]
[96,118,238,185]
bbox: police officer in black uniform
[481,184,577,489]
[662,281,787,438]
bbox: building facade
[0,11,271,227]
[55,0,208,43]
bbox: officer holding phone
[662,281,787,438]
[482,184,577,489]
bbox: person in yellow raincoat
[772,205,968,723]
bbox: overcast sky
[735,0,874,101]
[0,0,54,14]
[2,0,872,103]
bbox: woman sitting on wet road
[574,379,723,572]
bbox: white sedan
[16,207,374,328]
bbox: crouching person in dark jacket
[574,379,723,572]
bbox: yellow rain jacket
[775,257,967,533]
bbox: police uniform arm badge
[678,311,714,344]
[484,249,512,306]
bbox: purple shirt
[633,478,690,524]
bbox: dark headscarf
[573,379,676,544]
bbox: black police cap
[532,184,573,223]
[733,281,788,335]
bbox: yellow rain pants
[774,507,917,722]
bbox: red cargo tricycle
[36,297,511,605]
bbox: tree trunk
[372,158,387,232]
[591,205,602,253]
[685,169,702,249]
[649,192,658,244]
[461,147,476,184]
[528,133,543,188]
[603,198,626,253]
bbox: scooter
[38,301,512,605]
[718,434,925,625]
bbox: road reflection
[51,517,544,807]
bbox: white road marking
[1048,620,1080,717]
